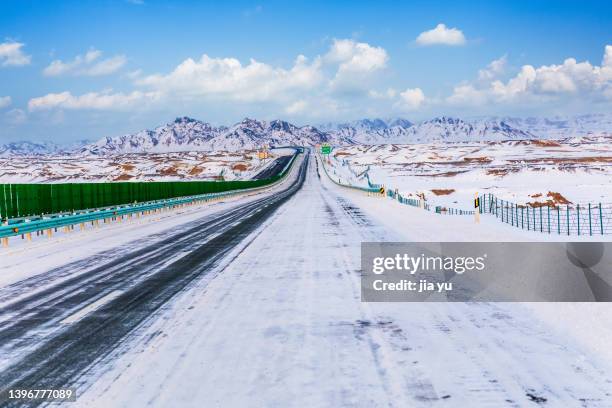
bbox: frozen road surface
[1,152,611,407]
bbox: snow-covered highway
[1,152,611,407]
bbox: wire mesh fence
[479,193,611,236]
[386,189,474,214]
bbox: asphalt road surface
[0,153,308,407]
[251,154,293,180]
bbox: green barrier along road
[0,151,299,240]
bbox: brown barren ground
[431,189,455,195]
[232,163,249,171]
[527,191,572,208]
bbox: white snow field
[330,139,612,210]
[2,153,612,407]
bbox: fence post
[588,203,592,236]
[577,205,580,236]
[521,207,524,229]
[566,205,570,236]
[516,204,519,228]
[557,206,560,234]
[600,203,604,235]
[527,207,530,231]
[539,206,543,232]
[507,202,510,224]
[547,206,550,234]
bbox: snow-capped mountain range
[78,117,346,156]
[2,114,612,156]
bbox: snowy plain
[2,155,605,407]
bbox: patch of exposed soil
[431,189,455,196]
[547,191,571,204]
[530,139,561,147]
[486,168,520,176]
[232,163,248,171]
[158,167,178,176]
[527,191,572,208]
[189,166,204,175]
[462,156,492,164]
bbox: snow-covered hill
[0,140,93,157]
[491,113,612,140]
[0,141,60,156]
[319,118,414,144]
[402,117,537,143]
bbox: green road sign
[321,145,331,154]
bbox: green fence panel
[0,173,284,220]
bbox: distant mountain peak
[173,116,199,124]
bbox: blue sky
[1,0,611,143]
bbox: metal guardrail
[0,152,301,240]
[317,153,382,194]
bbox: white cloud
[137,53,323,102]
[43,49,127,77]
[325,39,389,92]
[604,45,612,68]
[416,24,466,46]
[29,38,393,118]
[134,39,390,114]
[0,41,31,66]
[396,88,425,110]
[478,55,507,82]
[448,45,612,106]
[0,96,11,108]
[28,90,160,111]
[326,39,388,74]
